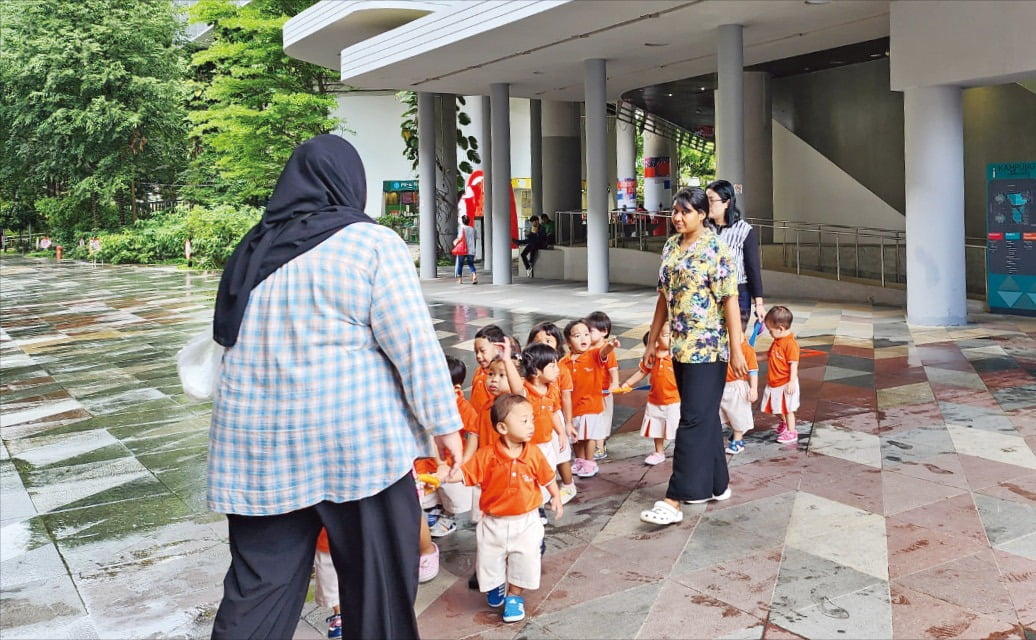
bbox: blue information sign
[986,162,1036,316]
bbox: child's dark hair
[521,343,559,379]
[764,305,794,329]
[491,393,530,427]
[446,355,466,386]
[527,321,566,358]
[474,324,506,343]
[585,311,612,336]
[564,319,588,339]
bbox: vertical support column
[541,101,582,223]
[643,127,671,213]
[904,85,967,326]
[481,95,493,270]
[490,83,512,285]
[530,99,543,218]
[716,23,745,209]
[584,58,609,294]
[418,92,437,280]
[744,71,773,229]
[616,107,636,212]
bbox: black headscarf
[213,134,374,347]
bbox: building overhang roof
[285,0,890,101]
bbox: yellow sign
[511,177,532,189]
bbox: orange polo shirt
[639,351,680,406]
[563,347,609,417]
[462,439,556,517]
[469,366,491,412]
[766,334,800,387]
[558,366,574,395]
[726,338,760,383]
[524,380,561,444]
[455,387,479,436]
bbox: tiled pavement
[1,255,1035,639]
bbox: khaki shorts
[641,401,680,440]
[720,379,755,433]
[761,382,800,415]
[313,549,339,608]
[476,511,544,592]
[536,440,559,502]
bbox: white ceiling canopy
[286,0,890,101]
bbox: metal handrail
[550,210,988,294]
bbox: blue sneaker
[726,439,745,455]
[325,613,342,639]
[486,584,506,608]
[502,595,526,623]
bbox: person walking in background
[454,214,478,284]
[706,179,765,329]
[208,134,463,640]
[760,305,802,444]
[639,187,747,526]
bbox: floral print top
[657,231,738,363]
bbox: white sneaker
[559,483,577,504]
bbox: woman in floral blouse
[640,186,748,526]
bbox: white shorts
[536,439,560,502]
[641,401,680,440]
[476,511,544,592]
[720,379,755,433]
[470,486,483,524]
[419,481,474,513]
[761,383,800,415]
[601,393,614,439]
[313,549,339,608]
[554,411,572,464]
[574,411,609,441]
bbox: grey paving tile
[975,493,1036,546]
[524,582,661,640]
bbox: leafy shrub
[377,213,414,239]
[87,204,261,269]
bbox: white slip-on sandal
[640,500,683,525]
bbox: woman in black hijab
[208,135,464,640]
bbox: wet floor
[2,255,1035,639]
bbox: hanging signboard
[986,162,1036,316]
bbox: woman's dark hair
[461,214,470,225]
[672,187,713,229]
[528,321,566,358]
[474,325,506,343]
[446,355,466,386]
[521,343,559,379]
[706,179,742,226]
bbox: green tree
[0,0,188,237]
[185,0,338,205]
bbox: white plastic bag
[176,327,225,402]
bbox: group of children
[311,306,802,636]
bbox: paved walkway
[1,256,1034,639]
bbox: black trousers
[667,361,730,502]
[211,473,421,640]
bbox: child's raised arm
[599,337,621,362]
[499,339,526,397]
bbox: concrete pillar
[481,95,493,269]
[490,83,512,284]
[716,23,745,208]
[616,109,637,211]
[541,100,582,220]
[418,92,437,279]
[585,58,609,294]
[643,127,671,212]
[904,85,967,326]
[530,99,543,217]
[438,94,458,252]
[744,71,773,227]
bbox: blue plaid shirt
[208,223,461,515]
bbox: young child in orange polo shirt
[585,311,620,461]
[760,305,801,444]
[520,343,568,514]
[561,319,619,478]
[527,322,577,504]
[721,334,759,454]
[463,394,563,623]
[620,323,681,466]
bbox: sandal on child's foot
[640,500,683,525]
